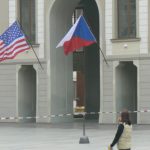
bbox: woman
[110,110,132,150]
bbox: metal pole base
[79,136,90,144]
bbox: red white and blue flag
[56,15,96,55]
[0,21,30,62]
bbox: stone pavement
[0,120,149,150]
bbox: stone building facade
[0,0,150,124]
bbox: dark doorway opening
[115,61,137,124]
[18,65,36,123]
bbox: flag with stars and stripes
[0,21,30,62]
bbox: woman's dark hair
[121,110,131,125]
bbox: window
[72,7,83,24]
[72,8,84,71]
[20,0,36,44]
[72,8,83,52]
[118,0,136,38]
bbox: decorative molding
[111,38,141,43]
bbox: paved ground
[0,120,149,150]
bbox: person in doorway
[109,110,132,150]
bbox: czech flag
[56,15,97,55]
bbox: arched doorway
[18,65,36,123]
[115,61,137,124]
[49,0,100,122]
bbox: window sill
[31,44,40,48]
[111,38,141,43]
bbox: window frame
[19,0,36,44]
[117,0,137,39]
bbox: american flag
[0,21,30,62]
